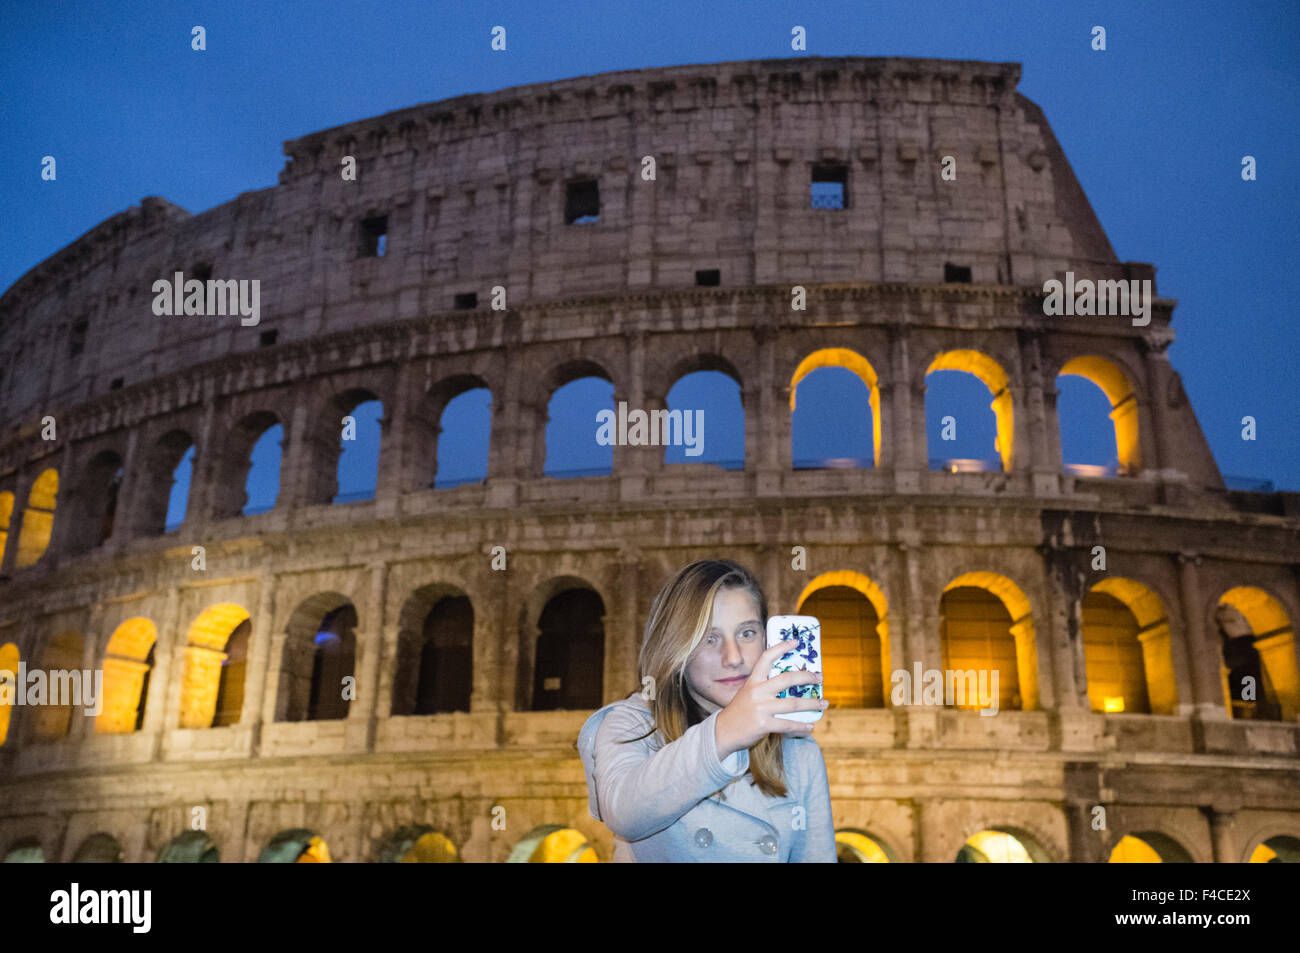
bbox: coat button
[758,834,778,855]
[694,828,713,848]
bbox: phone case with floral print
[766,615,823,722]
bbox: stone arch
[157,829,219,863]
[134,428,195,535]
[310,386,385,505]
[662,357,744,468]
[956,825,1054,863]
[1215,586,1296,721]
[14,469,58,568]
[940,571,1037,711]
[72,832,124,863]
[258,828,331,863]
[277,592,357,722]
[212,410,283,518]
[66,450,124,553]
[27,630,82,742]
[506,824,598,862]
[392,583,473,715]
[1246,833,1300,863]
[835,828,897,863]
[2,837,44,863]
[790,347,882,467]
[96,618,157,734]
[540,359,616,479]
[520,575,606,711]
[0,642,17,747]
[374,825,461,863]
[1057,355,1140,475]
[925,349,1014,472]
[178,603,252,729]
[795,570,890,708]
[418,373,492,490]
[1107,830,1194,863]
[1085,578,1177,715]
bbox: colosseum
[0,55,1297,865]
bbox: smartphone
[765,615,823,722]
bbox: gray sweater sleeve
[788,736,838,862]
[591,705,750,842]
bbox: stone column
[755,328,787,495]
[888,327,924,492]
[485,347,525,505]
[345,561,387,753]
[1140,336,1177,475]
[70,602,104,742]
[143,586,181,757]
[1064,800,1105,862]
[246,575,279,756]
[1178,552,1225,721]
[375,364,415,509]
[612,546,641,703]
[46,442,79,560]
[105,427,141,549]
[1205,805,1240,863]
[188,390,219,528]
[1019,331,1059,495]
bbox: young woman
[577,558,836,862]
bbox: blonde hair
[629,558,787,798]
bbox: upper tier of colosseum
[0,55,1136,433]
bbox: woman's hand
[714,640,827,759]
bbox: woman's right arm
[592,706,749,842]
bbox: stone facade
[0,56,1297,863]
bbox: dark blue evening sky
[2,0,1296,503]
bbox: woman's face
[684,587,764,715]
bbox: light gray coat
[577,691,837,862]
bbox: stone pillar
[612,546,641,703]
[755,328,787,495]
[278,401,313,510]
[346,561,387,753]
[46,441,79,560]
[104,427,142,549]
[246,576,278,756]
[143,586,181,756]
[485,350,525,506]
[1140,337,1177,475]
[189,391,219,528]
[375,364,416,508]
[1064,800,1105,862]
[1178,553,1225,721]
[70,603,104,742]
[1019,331,1059,495]
[1205,805,1240,863]
[888,327,924,492]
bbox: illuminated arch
[796,571,890,707]
[0,642,18,746]
[790,348,882,467]
[956,827,1051,863]
[15,469,58,568]
[96,618,157,734]
[941,572,1037,711]
[375,825,462,863]
[507,825,598,863]
[1058,355,1140,474]
[835,830,895,863]
[1085,579,1177,715]
[926,350,1013,471]
[1248,834,1300,863]
[178,603,252,729]
[259,829,331,863]
[1217,587,1297,721]
[0,490,12,562]
[1108,831,1193,863]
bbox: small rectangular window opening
[811,164,848,209]
[565,180,600,224]
[259,330,278,347]
[695,269,721,287]
[944,263,973,283]
[454,292,478,310]
[192,262,213,282]
[110,377,124,390]
[359,215,388,257]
